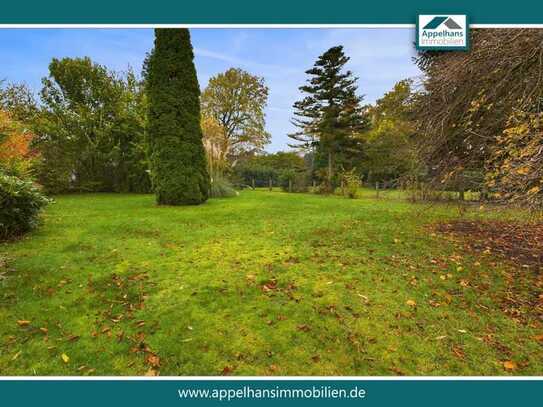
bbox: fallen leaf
[145,368,158,376]
[262,280,277,292]
[452,345,465,359]
[61,353,70,363]
[389,367,404,375]
[297,324,311,332]
[17,320,31,327]
[12,351,21,361]
[406,300,416,307]
[221,366,234,375]
[429,300,441,308]
[146,354,160,368]
[503,360,517,371]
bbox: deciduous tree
[201,68,270,165]
[414,29,543,206]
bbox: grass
[0,190,541,375]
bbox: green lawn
[0,191,541,375]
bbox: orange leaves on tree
[0,110,35,163]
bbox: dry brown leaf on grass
[452,346,465,359]
[146,354,160,368]
[221,366,234,375]
[297,324,311,332]
[16,320,31,327]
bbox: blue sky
[0,28,420,151]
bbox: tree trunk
[480,186,488,202]
[269,177,272,191]
[327,150,333,192]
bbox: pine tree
[289,46,368,192]
[146,28,210,205]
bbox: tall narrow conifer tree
[146,28,210,205]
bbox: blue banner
[1,0,543,24]
[1,379,541,406]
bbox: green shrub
[342,169,362,199]
[210,177,238,198]
[0,157,36,180]
[0,172,50,240]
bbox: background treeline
[2,58,150,194]
[236,30,543,209]
[1,29,543,210]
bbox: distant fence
[249,177,483,203]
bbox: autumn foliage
[415,29,543,209]
[486,111,543,208]
[0,110,37,178]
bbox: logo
[417,15,469,50]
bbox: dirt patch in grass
[436,220,543,325]
[435,220,543,270]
